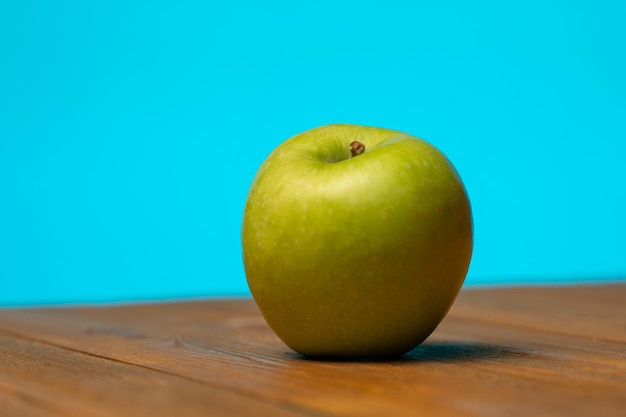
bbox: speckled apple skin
[242,124,473,358]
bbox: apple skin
[242,124,473,358]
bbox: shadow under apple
[287,342,524,363]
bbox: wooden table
[1,284,624,416]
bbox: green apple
[242,124,473,358]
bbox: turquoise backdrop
[1,1,625,306]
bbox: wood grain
[0,284,624,416]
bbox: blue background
[1,1,625,306]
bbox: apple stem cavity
[350,141,365,157]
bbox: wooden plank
[0,387,66,417]
[0,331,312,417]
[0,284,624,416]
[453,284,626,343]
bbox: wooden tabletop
[0,283,624,417]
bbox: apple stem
[350,141,365,157]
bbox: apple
[242,124,473,358]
